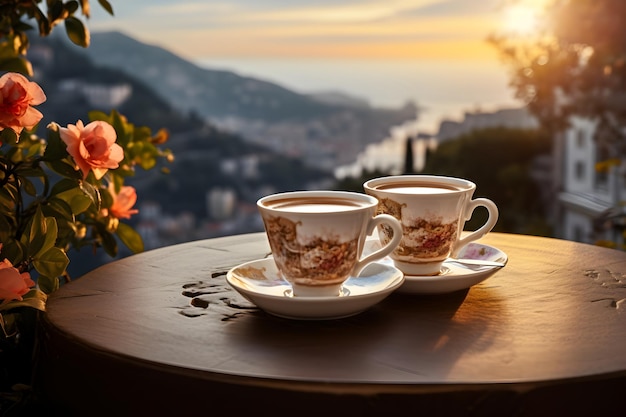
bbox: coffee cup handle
[353,214,402,276]
[452,198,499,258]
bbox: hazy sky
[87,0,546,62]
[84,0,549,132]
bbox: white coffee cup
[257,190,402,297]
[363,175,499,276]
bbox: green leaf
[50,178,80,197]
[81,181,101,211]
[42,197,74,214]
[140,151,157,170]
[27,207,48,257]
[21,176,38,196]
[128,141,158,170]
[0,239,24,267]
[0,183,18,210]
[0,57,33,76]
[36,217,59,257]
[48,0,66,23]
[100,186,113,208]
[0,289,48,312]
[37,275,60,295]
[26,139,45,158]
[66,1,80,15]
[16,164,46,179]
[87,110,110,122]
[97,0,114,15]
[95,223,118,257]
[0,37,19,58]
[133,126,152,142]
[43,126,69,161]
[0,214,13,242]
[0,128,18,144]
[116,222,144,254]
[41,199,75,246]
[64,16,90,48]
[57,188,93,215]
[33,247,69,281]
[78,0,90,17]
[46,159,82,179]
[111,110,132,147]
[5,146,21,162]
[44,197,74,221]
[34,7,51,36]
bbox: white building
[556,116,625,246]
[82,84,132,109]
[207,187,237,220]
[57,79,132,109]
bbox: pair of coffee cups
[257,175,498,297]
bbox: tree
[402,137,414,174]
[489,0,626,153]
[0,0,113,75]
[422,127,552,236]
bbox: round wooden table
[34,232,626,416]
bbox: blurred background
[19,0,625,275]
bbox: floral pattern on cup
[376,197,458,261]
[263,215,358,286]
[375,197,404,245]
[364,175,499,276]
[397,216,458,259]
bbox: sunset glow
[86,1,526,140]
[90,1,505,61]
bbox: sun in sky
[500,1,546,36]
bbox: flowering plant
[0,72,172,316]
[0,2,177,405]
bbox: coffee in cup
[363,175,498,276]
[257,190,402,297]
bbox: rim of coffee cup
[257,190,379,212]
[363,175,476,194]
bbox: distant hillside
[307,91,371,108]
[28,35,332,214]
[78,31,418,169]
[30,35,194,133]
[81,31,347,122]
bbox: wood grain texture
[34,232,626,416]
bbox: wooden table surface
[34,232,626,416]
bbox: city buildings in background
[133,105,552,251]
[129,100,626,251]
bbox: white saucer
[226,258,404,320]
[365,238,508,294]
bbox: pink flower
[108,183,139,219]
[0,258,35,304]
[0,72,46,134]
[59,120,124,180]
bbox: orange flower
[0,72,46,134]
[0,258,35,304]
[59,120,124,180]
[108,183,139,220]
